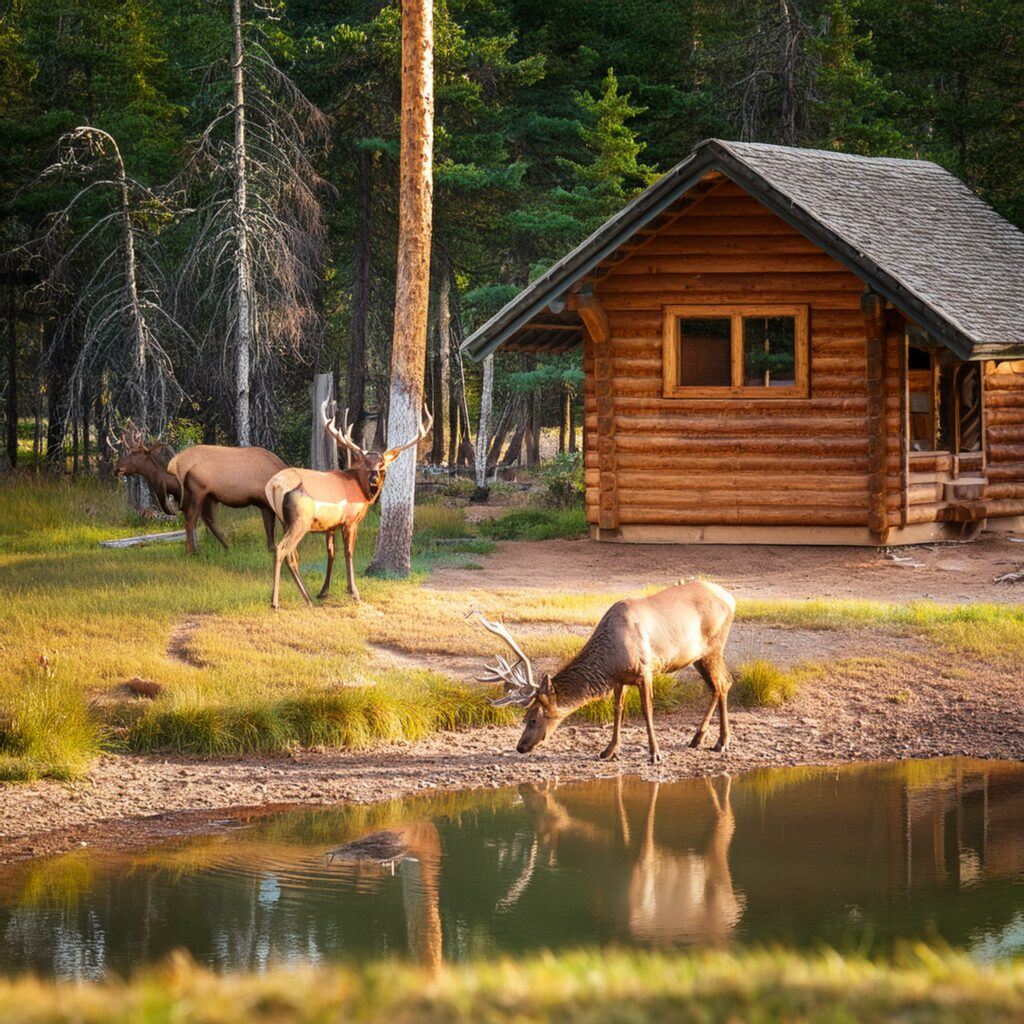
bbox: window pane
[678,317,731,387]
[743,316,796,387]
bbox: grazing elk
[168,445,285,554]
[112,423,181,515]
[264,399,432,609]
[474,579,736,764]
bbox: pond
[4,757,1024,980]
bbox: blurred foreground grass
[2,947,1024,1024]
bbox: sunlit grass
[3,946,1024,1023]
[0,657,103,781]
[478,506,588,541]
[733,659,814,707]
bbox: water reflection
[3,757,1024,979]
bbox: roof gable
[462,140,1024,361]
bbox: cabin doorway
[905,339,985,528]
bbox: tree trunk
[558,382,568,454]
[568,393,577,453]
[348,147,373,435]
[526,389,540,467]
[81,394,91,473]
[5,288,16,470]
[310,372,339,470]
[368,0,434,578]
[473,353,494,495]
[431,268,450,464]
[486,397,515,467]
[232,0,253,446]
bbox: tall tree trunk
[558,382,569,454]
[779,0,798,146]
[473,353,494,493]
[526,389,540,467]
[310,372,338,470]
[81,394,91,473]
[5,288,16,469]
[368,0,434,577]
[432,268,450,464]
[232,0,253,446]
[568,394,577,453]
[348,147,373,435]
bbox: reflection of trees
[328,823,442,974]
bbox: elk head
[321,399,432,501]
[111,419,147,476]
[471,612,565,754]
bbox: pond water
[4,757,1024,980]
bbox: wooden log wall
[582,180,905,530]
[982,360,1024,518]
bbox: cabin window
[663,304,809,398]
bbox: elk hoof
[649,750,663,765]
[598,747,619,761]
[713,738,730,753]
[688,732,704,749]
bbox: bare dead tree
[175,0,331,446]
[21,127,187,445]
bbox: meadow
[2,475,1023,780]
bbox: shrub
[542,451,583,507]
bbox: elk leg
[260,507,277,551]
[318,530,336,599]
[182,486,201,554]
[286,550,314,608]
[639,670,661,765]
[343,524,360,603]
[201,496,230,550]
[690,659,719,749]
[599,684,625,761]
[706,652,733,753]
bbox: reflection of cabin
[462,140,1024,545]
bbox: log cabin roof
[461,139,1024,362]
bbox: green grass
[733,659,811,707]
[478,506,588,541]
[128,672,514,756]
[0,657,104,781]
[4,947,1024,1023]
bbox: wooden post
[578,289,618,532]
[310,372,339,470]
[862,290,889,542]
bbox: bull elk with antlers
[473,580,736,763]
[112,421,180,515]
[264,399,432,609]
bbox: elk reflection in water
[5,758,1024,980]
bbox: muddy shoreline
[4,646,1023,864]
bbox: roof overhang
[462,139,1017,363]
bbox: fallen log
[100,530,186,549]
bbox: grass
[0,656,103,781]
[2,475,1021,778]
[478,506,588,541]
[4,947,1024,1023]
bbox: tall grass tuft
[127,674,516,756]
[569,673,703,723]
[0,658,104,781]
[733,659,804,707]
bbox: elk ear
[536,674,556,712]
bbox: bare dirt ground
[432,532,1024,603]
[2,532,1022,865]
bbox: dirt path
[430,533,1024,603]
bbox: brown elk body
[168,445,285,554]
[116,440,181,515]
[475,580,736,763]
[264,400,431,609]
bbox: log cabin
[462,139,1024,545]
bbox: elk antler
[468,610,538,707]
[321,399,368,458]
[382,404,433,465]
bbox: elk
[112,422,180,515]
[474,580,736,764]
[168,445,285,554]
[264,399,432,609]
